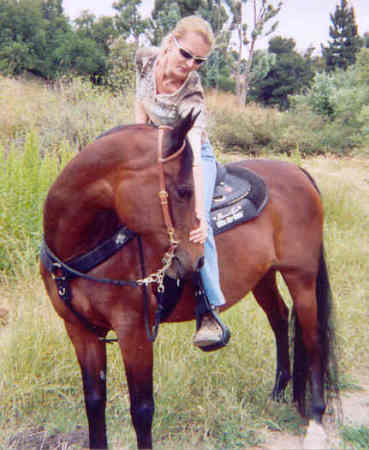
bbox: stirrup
[193,272,231,352]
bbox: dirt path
[258,373,369,450]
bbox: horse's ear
[165,108,201,156]
[177,107,201,138]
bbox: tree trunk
[236,23,242,98]
[240,37,255,105]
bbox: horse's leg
[117,325,154,450]
[65,322,108,449]
[282,269,326,423]
[252,270,291,401]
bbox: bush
[307,72,335,117]
[207,92,282,155]
[289,52,369,155]
[207,91,332,156]
[104,37,136,94]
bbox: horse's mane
[96,123,154,141]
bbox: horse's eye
[177,185,193,199]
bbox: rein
[44,126,186,343]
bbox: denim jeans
[200,141,226,307]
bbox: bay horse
[40,112,338,449]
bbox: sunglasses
[173,36,208,65]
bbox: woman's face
[166,31,211,81]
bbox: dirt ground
[259,372,369,450]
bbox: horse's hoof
[303,420,327,450]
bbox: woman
[135,15,229,349]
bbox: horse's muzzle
[166,247,204,280]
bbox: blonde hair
[173,16,214,48]
[160,16,214,53]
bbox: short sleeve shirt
[135,47,208,143]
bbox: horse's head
[114,110,204,280]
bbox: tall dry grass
[0,76,135,153]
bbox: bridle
[146,125,186,292]
[157,125,186,247]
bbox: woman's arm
[135,100,149,124]
[188,127,208,244]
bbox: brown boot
[193,311,223,348]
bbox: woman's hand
[189,218,208,244]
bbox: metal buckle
[158,190,168,205]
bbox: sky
[62,0,369,54]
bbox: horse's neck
[44,130,156,259]
[44,177,118,259]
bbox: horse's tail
[292,245,340,417]
[292,167,340,416]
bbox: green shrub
[104,37,136,94]
[307,72,335,117]
[0,132,74,276]
[207,94,282,155]
[341,425,369,449]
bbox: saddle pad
[210,163,269,235]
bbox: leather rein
[44,126,187,342]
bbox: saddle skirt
[210,163,269,235]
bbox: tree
[90,16,118,54]
[247,48,276,87]
[75,12,118,55]
[197,0,232,92]
[228,0,281,104]
[356,47,369,84]
[0,0,74,79]
[0,0,45,76]
[113,0,150,46]
[250,36,314,109]
[149,0,182,45]
[105,36,136,92]
[197,0,228,35]
[363,32,369,49]
[321,0,362,72]
[40,0,71,78]
[52,32,106,80]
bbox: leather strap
[157,126,185,246]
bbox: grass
[341,425,369,449]
[0,77,368,448]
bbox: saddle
[210,163,268,234]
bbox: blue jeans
[200,141,226,307]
